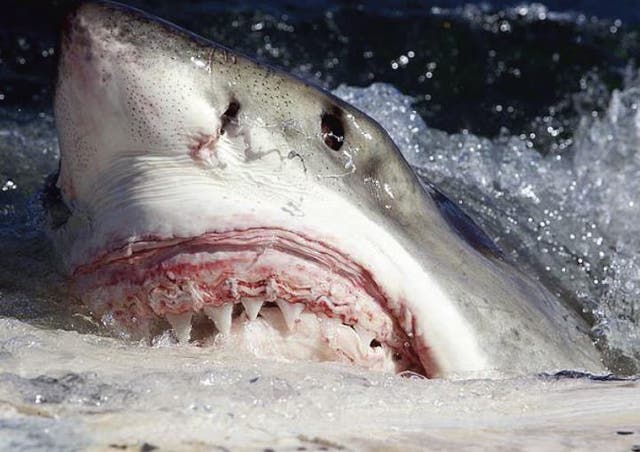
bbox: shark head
[51,1,604,377]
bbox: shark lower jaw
[71,227,431,376]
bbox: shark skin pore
[49,1,605,378]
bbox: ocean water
[1,1,640,449]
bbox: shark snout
[57,4,117,102]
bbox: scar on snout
[189,132,219,166]
[287,151,307,173]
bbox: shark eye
[42,169,71,230]
[321,111,345,151]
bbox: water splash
[334,77,640,374]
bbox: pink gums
[71,227,432,375]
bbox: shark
[48,0,604,378]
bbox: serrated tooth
[354,324,376,347]
[275,299,304,331]
[166,312,192,343]
[241,298,263,321]
[204,304,233,336]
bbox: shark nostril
[321,111,344,151]
[221,100,240,134]
[223,100,240,118]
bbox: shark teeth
[241,298,263,321]
[204,304,233,336]
[275,299,305,331]
[166,312,193,343]
[164,299,317,341]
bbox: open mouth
[71,227,430,376]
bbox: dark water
[1,1,640,373]
[1,0,638,144]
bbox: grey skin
[51,1,605,377]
